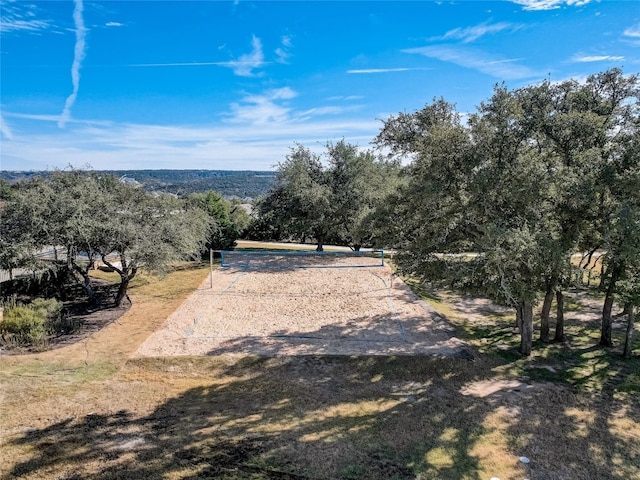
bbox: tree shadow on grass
[6,354,504,480]
[6,352,639,480]
[7,285,639,480]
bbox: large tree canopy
[1,171,209,306]
[251,141,400,251]
[374,69,639,356]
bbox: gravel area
[136,262,468,357]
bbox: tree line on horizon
[0,68,638,358]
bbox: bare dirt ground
[136,262,469,358]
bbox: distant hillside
[0,170,277,200]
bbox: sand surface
[136,262,467,357]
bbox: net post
[209,248,214,288]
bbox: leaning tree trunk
[114,268,137,307]
[600,263,622,347]
[540,283,555,343]
[102,254,137,307]
[554,290,566,342]
[623,304,635,359]
[519,300,534,357]
[72,263,96,306]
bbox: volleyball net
[220,249,385,270]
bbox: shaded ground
[0,263,638,480]
[1,279,129,355]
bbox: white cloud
[275,35,292,63]
[59,0,87,128]
[347,67,428,74]
[327,95,364,101]
[511,0,590,10]
[128,61,268,67]
[403,45,537,80]
[281,35,293,48]
[572,55,625,63]
[227,88,297,125]
[0,3,51,35]
[623,23,640,38]
[433,22,519,43]
[127,36,271,73]
[1,82,381,170]
[105,21,124,27]
[227,35,265,77]
[0,112,379,171]
[0,115,14,140]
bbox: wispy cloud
[1,109,379,170]
[59,0,87,128]
[403,45,536,80]
[128,35,268,76]
[623,22,640,45]
[228,88,297,125]
[0,115,14,140]
[128,61,270,67]
[432,22,519,43]
[105,21,124,27]
[299,105,363,118]
[275,35,292,63]
[227,35,265,77]
[511,0,590,11]
[0,3,51,35]
[327,95,364,101]
[572,54,625,63]
[347,67,429,74]
[624,23,640,38]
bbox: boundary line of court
[184,267,409,344]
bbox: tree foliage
[1,171,209,306]
[374,69,639,356]
[251,141,400,250]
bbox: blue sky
[1,0,639,171]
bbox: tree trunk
[353,244,361,252]
[103,253,137,307]
[73,263,96,306]
[600,263,622,347]
[519,300,533,357]
[623,304,635,359]
[540,284,554,343]
[114,267,137,307]
[554,290,566,342]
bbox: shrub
[1,305,47,346]
[0,298,64,347]
[31,297,63,323]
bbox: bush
[0,298,64,347]
[1,305,47,346]
[31,297,63,322]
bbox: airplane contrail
[59,0,86,128]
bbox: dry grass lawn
[1,259,639,480]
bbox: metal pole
[210,248,214,289]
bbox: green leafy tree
[376,93,558,356]
[2,171,209,307]
[188,191,245,252]
[253,141,399,251]
[91,176,209,306]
